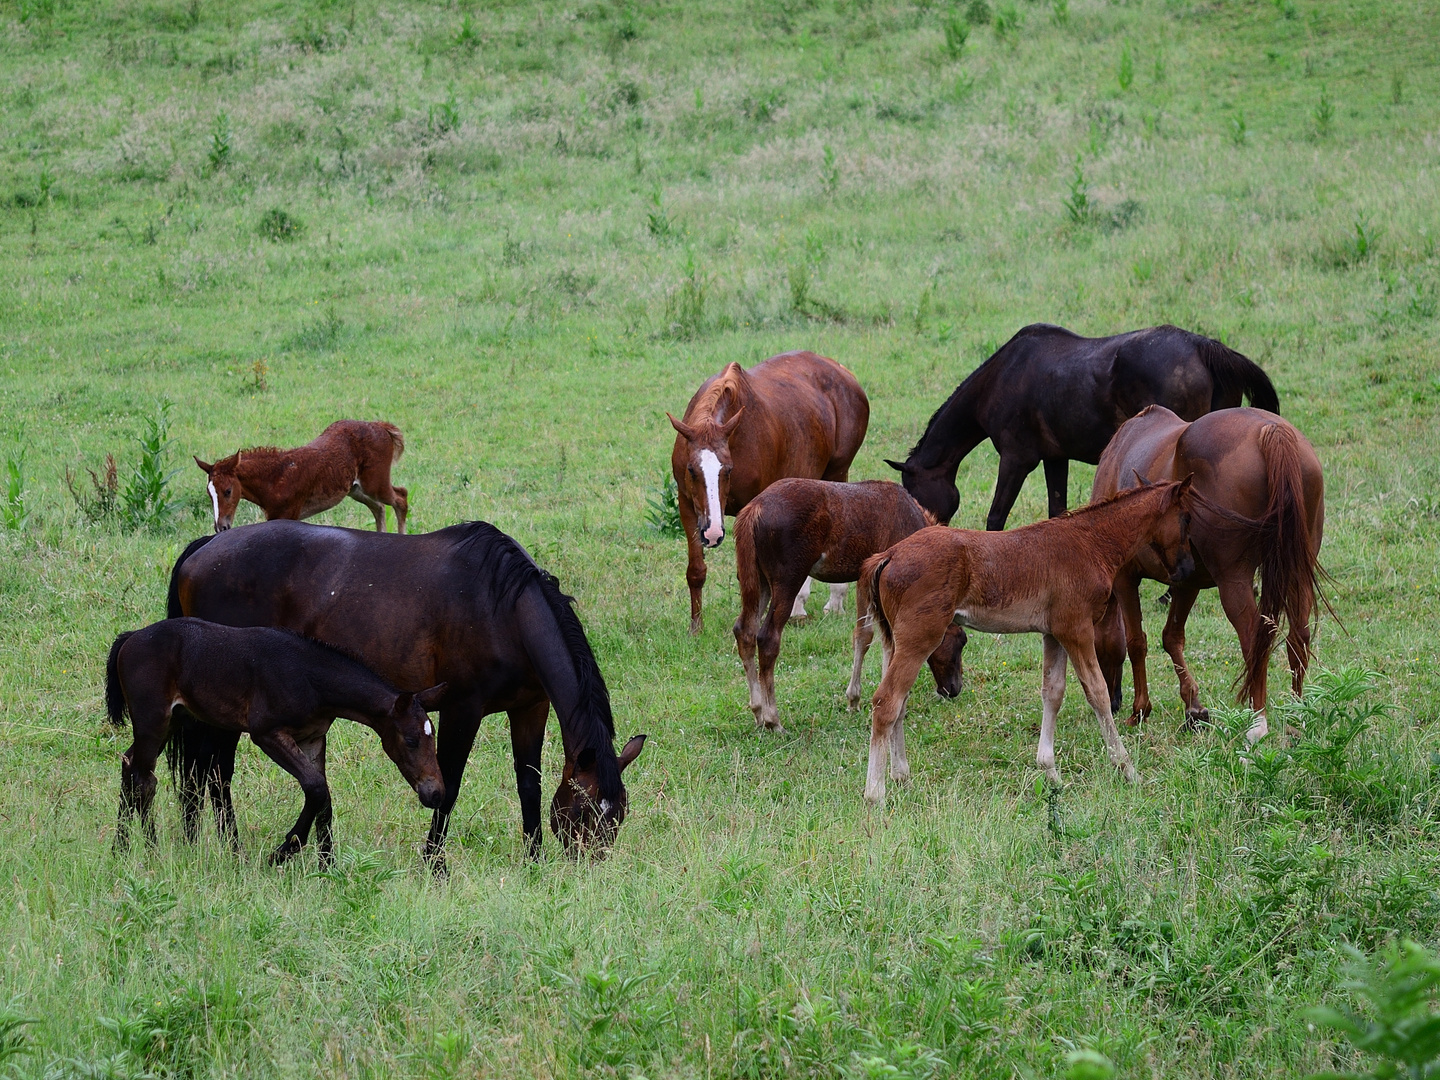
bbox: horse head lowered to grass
[167,520,646,865]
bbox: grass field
[2,0,1439,1075]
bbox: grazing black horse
[886,324,1279,529]
[106,618,446,864]
[166,520,646,864]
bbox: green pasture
[1,0,1438,1075]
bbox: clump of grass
[662,251,706,339]
[290,306,344,351]
[992,3,1021,44]
[1328,215,1382,268]
[1315,85,1335,137]
[1306,939,1440,1079]
[1229,110,1248,146]
[1391,69,1405,106]
[942,14,968,59]
[644,474,683,537]
[455,11,479,52]
[65,452,119,523]
[121,400,178,531]
[741,87,784,123]
[1050,0,1069,26]
[1117,40,1134,92]
[206,110,231,172]
[964,0,991,26]
[0,1000,36,1067]
[821,144,839,195]
[2,446,28,531]
[1062,153,1090,224]
[257,207,303,241]
[429,90,460,134]
[646,186,677,242]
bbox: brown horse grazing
[105,618,445,864]
[195,419,408,534]
[668,352,869,634]
[1092,406,1326,741]
[732,478,963,730]
[856,479,1195,804]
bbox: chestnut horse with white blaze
[195,419,408,533]
[857,479,1196,804]
[732,478,964,731]
[668,352,869,634]
[1092,406,1326,742]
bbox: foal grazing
[732,478,963,730]
[195,419,408,533]
[858,479,1195,804]
[1092,406,1326,739]
[106,618,445,863]
[668,351,869,633]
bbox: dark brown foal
[195,419,408,533]
[732,478,961,730]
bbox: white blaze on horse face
[207,479,219,526]
[424,719,433,737]
[699,449,724,545]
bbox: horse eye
[404,736,419,750]
[225,488,233,497]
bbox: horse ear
[618,734,646,770]
[194,456,214,474]
[667,412,697,441]
[1131,468,1152,488]
[883,458,908,474]
[416,683,448,711]
[1174,473,1195,499]
[718,406,746,437]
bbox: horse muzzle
[415,778,446,809]
[1168,551,1197,585]
[213,518,234,533]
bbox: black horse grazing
[166,520,646,864]
[105,618,446,864]
[886,324,1279,529]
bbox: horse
[165,520,646,865]
[105,618,445,865]
[885,324,1277,529]
[668,351,869,634]
[856,478,1196,804]
[194,419,409,534]
[731,478,964,731]
[1091,406,1326,742]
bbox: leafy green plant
[556,955,661,1068]
[455,11,479,52]
[0,1000,36,1067]
[1391,70,1405,106]
[1306,940,1440,1079]
[207,111,231,172]
[1065,1048,1117,1080]
[964,0,990,25]
[646,185,676,242]
[992,3,1020,43]
[1062,154,1090,224]
[257,206,302,241]
[821,143,839,194]
[645,474,683,537]
[663,250,706,338]
[429,90,460,134]
[121,401,177,531]
[1315,86,1335,136]
[943,14,968,58]
[312,849,402,913]
[100,979,248,1080]
[1117,40,1134,91]
[1050,0,1069,26]
[1230,110,1247,145]
[2,447,28,531]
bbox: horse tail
[863,554,894,649]
[1194,334,1279,413]
[734,503,762,621]
[1239,421,1319,705]
[167,535,214,619]
[105,631,135,727]
[382,422,405,463]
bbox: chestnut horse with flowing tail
[106,618,445,864]
[166,520,646,866]
[732,478,964,731]
[857,479,1195,804]
[887,324,1277,529]
[195,419,408,533]
[668,352,869,634]
[1092,406,1326,742]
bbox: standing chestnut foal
[668,352,869,634]
[195,419,408,533]
[732,478,963,731]
[857,479,1195,804]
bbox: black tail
[168,535,215,618]
[868,556,893,650]
[1194,335,1279,413]
[105,631,135,726]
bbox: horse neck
[1064,487,1175,576]
[234,448,289,485]
[914,378,987,471]
[307,658,395,727]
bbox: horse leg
[348,482,389,532]
[306,737,333,865]
[733,565,771,726]
[756,581,801,731]
[1042,457,1070,519]
[680,497,706,635]
[424,705,483,872]
[1038,634,1068,787]
[250,729,331,866]
[206,729,241,849]
[986,453,1039,531]
[1061,629,1137,784]
[1159,584,1207,727]
[865,642,929,805]
[823,582,848,615]
[508,701,550,858]
[1286,605,1314,699]
[1216,573,1270,741]
[1095,591,1127,717]
[1114,571,1153,724]
[789,577,813,620]
[846,605,875,711]
[389,485,408,535]
[117,710,168,853]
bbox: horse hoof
[268,836,302,866]
[1183,707,1210,730]
[863,785,886,806]
[1119,762,1138,784]
[689,618,703,637]
[787,614,810,626]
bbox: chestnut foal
[732,478,963,731]
[195,419,408,533]
[857,479,1195,804]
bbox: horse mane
[907,324,1073,459]
[218,446,291,481]
[688,362,746,424]
[448,522,621,796]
